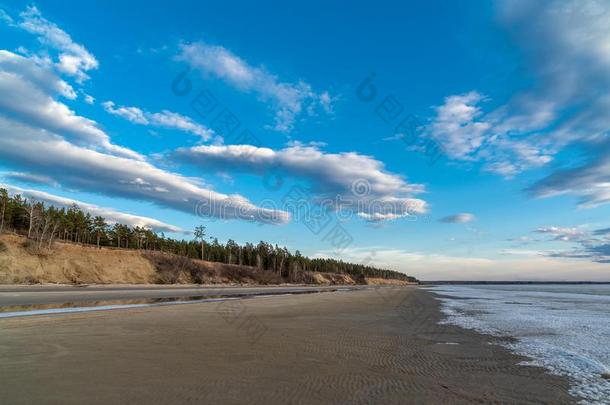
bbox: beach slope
[0,288,575,404]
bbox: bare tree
[37,215,52,250]
[47,221,60,249]
[194,225,206,260]
[27,201,36,239]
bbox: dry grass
[144,252,207,284]
[0,233,156,284]
[21,238,52,258]
[143,251,283,285]
[0,233,395,286]
[365,277,417,286]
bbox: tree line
[0,189,417,282]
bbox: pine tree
[0,188,7,234]
[93,216,107,249]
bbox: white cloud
[102,101,148,124]
[174,143,427,221]
[0,43,285,226]
[534,226,586,242]
[0,50,75,98]
[148,111,212,140]
[357,212,413,222]
[103,101,213,140]
[425,1,610,183]
[18,6,98,82]
[0,116,289,225]
[528,141,610,208]
[439,213,475,223]
[426,92,553,177]
[177,42,333,132]
[428,92,490,160]
[525,224,610,262]
[1,184,183,233]
[499,249,545,256]
[1,171,59,187]
[83,94,95,104]
[0,9,14,25]
[0,50,141,160]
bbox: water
[429,284,610,404]
[0,296,240,318]
[0,288,346,319]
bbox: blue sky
[1,1,609,280]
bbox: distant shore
[0,287,576,404]
[422,280,610,284]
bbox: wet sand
[0,284,364,307]
[0,287,576,404]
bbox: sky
[1,0,609,281]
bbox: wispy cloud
[0,115,290,225]
[425,0,610,186]
[439,213,475,224]
[428,92,490,160]
[0,44,288,225]
[534,226,586,242]
[177,42,333,132]
[102,101,213,140]
[16,6,98,82]
[0,9,14,25]
[527,141,610,208]
[1,171,59,187]
[174,142,427,222]
[593,228,610,236]
[0,50,141,160]
[83,93,95,104]
[500,249,545,256]
[427,92,553,178]
[532,224,610,263]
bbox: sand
[0,234,408,286]
[0,234,156,284]
[0,287,576,404]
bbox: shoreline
[0,284,374,308]
[0,287,576,404]
[429,284,610,403]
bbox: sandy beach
[0,287,576,404]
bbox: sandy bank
[0,234,411,286]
